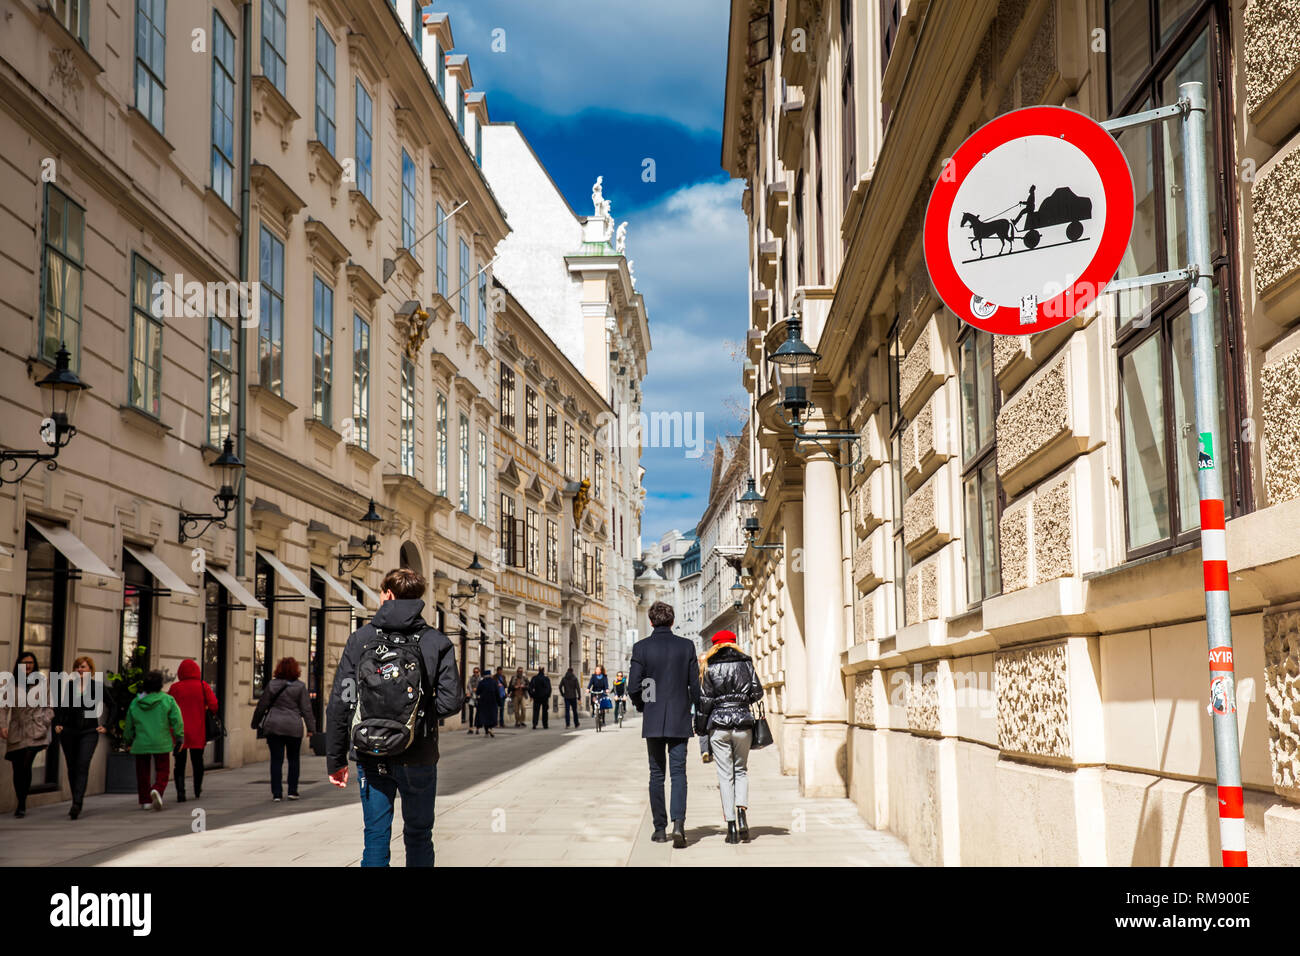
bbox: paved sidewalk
[0,712,915,866]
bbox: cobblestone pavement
[0,712,916,866]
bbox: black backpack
[349,627,430,758]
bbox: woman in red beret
[696,630,764,844]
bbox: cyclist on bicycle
[588,666,610,728]
[611,670,628,723]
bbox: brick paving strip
[0,715,915,867]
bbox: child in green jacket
[124,670,184,810]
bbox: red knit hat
[711,630,737,646]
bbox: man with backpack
[528,667,551,729]
[326,568,462,867]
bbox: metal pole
[1180,81,1246,867]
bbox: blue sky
[449,0,750,546]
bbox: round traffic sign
[924,106,1135,335]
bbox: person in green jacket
[123,670,184,811]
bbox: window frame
[478,429,488,521]
[39,184,86,369]
[261,0,287,94]
[525,386,539,448]
[545,404,558,462]
[436,203,449,297]
[208,315,234,447]
[499,362,516,433]
[211,11,237,207]
[314,18,336,154]
[957,326,1003,607]
[435,392,448,496]
[352,315,370,450]
[134,0,166,133]
[459,237,471,324]
[458,411,470,513]
[400,356,416,476]
[311,275,334,425]
[355,79,373,201]
[129,253,164,418]
[257,224,285,395]
[401,148,417,249]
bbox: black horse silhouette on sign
[961,186,1092,260]
[960,212,1016,257]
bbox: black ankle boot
[671,821,686,848]
[737,807,750,842]
[726,821,739,844]
[69,803,81,820]
[176,790,186,803]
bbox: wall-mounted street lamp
[178,435,245,543]
[1,344,91,486]
[767,312,866,471]
[336,499,384,575]
[450,553,484,609]
[730,576,747,612]
[737,477,782,552]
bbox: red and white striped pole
[1182,81,1246,867]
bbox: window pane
[1161,28,1219,264]
[964,474,981,604]
[1108,0,1151,105]
[1169,294,1229,533]
[959,336,978,460]
[980,460,1000,599]
[976,331,993,450]
[1121,333,1170,549]
[1158,0,1198,43]
[1115,108,1159,320]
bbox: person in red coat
[167,659,218,802]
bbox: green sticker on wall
[1198,432,1214,470]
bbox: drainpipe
[236,0,252,578]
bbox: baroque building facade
[723,0,1300,864]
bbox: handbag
[252,683,289,739]
[750,702,774,749]
[205,710,227,740]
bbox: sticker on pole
[924,106,1135,335]
[1198,432,1214,470]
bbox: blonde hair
[698,640,740,682]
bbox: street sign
[924,105,1135,335]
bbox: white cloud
[452,0,730,132]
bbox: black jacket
[559,672,580,700]
[528,674,552,700]
[696,644,764,733]
[628,626,700,739]
[325,598,462,773]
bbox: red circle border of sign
[924,106,1135,336]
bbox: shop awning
[311,565,366,613]
[255,549,321,608]
[27,520,118,585]
[205,565,266,616]
[124,544,197,596]
[352,578,384,610]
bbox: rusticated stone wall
[1000,505,1030,592]
[995,643,1072,758]
[1252,144,1300,299]
[1244,0,1300,117]
[996,354,1069,479]
[903,475,938,551]
[1264,609,1300,793]
[994,333,1025,379]
[1261,348,1300,504]
[1033,477,1074,582]
[854,670,874,727]
[899,319,938,410]
[907,662,941,734]
[1018,1,1056,106]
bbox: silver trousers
[710,727,752,822]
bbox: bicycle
[591,691,609,732]
[613,695,627,728]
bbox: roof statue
[616,221,628,255]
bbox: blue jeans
[563,698,580,726]
[357,761,438,867]
[646,737,688,830]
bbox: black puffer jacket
[697,644,764,733]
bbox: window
[314,19,336,153]
[134,0,166,131]
[459,412,470,513]
[261,0,287,93]
[457,89,465,134]
[436,203,448,298]
[841,0,856,213]
[478,430,488,521]
[312,276,333,424]
[120,550,154,673]
[499,363,516,432]
[433,36,445,97]
[21,526,67,789]
[525,387,539,448]
[401,149,417,248]
[545,405,558,462]
[564,422,575,477]
[1107,3,1244,554]
[211,13,236,206]
[258,226,285,394]
[400,357,416,476]
[40,185,85,367]
[475,122,483,166]
[888,322,909,630]
[581,436,590,482]
[527,622,539,670]
[208,317,233,446]
[526,508,540,575]
[459,238,471,324]
[546,519,558,583]
[572,530,582,589]
[595,452,604,499]
[435,393,448,495]
[547,626,559,673]
[500,494,517,565]
[355,81,373,201]
[478,267,488,341]
[352,316,370,449]
[253,554,274,697]
[411,0,422,54]
[129,255,163,417]
[959,329,1001,604]
[52,0,89,45]
[502,618,516,668]
[595,547,604,600]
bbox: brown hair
[648,601,675,627]
[273,657,301,681]
[382,567,427,600]
[72,655,96,674]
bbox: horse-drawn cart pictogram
[959,184,1093,259]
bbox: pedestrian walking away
[529,667,552,729]
[559,667,581,728]
[696,629,765,844]
[167,658,218,804]
[628,601,700,847]
[475,666,501,737]
[2,651,54,818]
[510,667,529,727]
[54,655,108,819]
[253,658,315,802]
[326,568,462,867]
[466,667,480,734]
[123,670,184,811]
[493,667,508,730]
